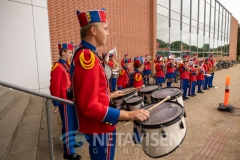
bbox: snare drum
[134,101,186,158]
[126,96,144,111]
[140,85,161,103]
[112,87,137,110]
[104,64,112,80]
[151,87,183,106]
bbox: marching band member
[178,54,190,100]
[208,54,215,88]
[196,59,205,93]
[203,58,210,90]
[108,53,117,91]
[155,55,165,87]
[130,56,144,89]
[117,58,132,90]
[72,9,149,160]
[143,54,152,85]
[188,59,198,97]
[50,42,81,160]
[121,53,128,67]
[166,53,175,87]
[129,56,145,144]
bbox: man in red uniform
[117,58,132,90]
[50,42,81,160]
[208,54,215,88]
[166,53,175,87]
[72,9,149,160]
[108,53,117,91]
[196,59,205,93]
[130,57,144,89]
[155,55,165,87]
[178,54,190,100]
[121,53,128,67]
[188,59,198,96]
[203,58,210,90]
[143,54,152,85]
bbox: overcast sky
[219,0,240,22]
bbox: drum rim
[140,85,161,94]
[151,87,183,101]
[112,88,137,100]
[134,101,185,129]
[126,96,143,106]
[141,127,187,158]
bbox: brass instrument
[112,60,119,72]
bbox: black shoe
[200,90,204,93]
[193,94,197,96]
[189,95,194,97]
[174,81,178,83]
[183,97,187,100]
[63,153,82,160]
[197,91,201,93]
[185,97,190,99]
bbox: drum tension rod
[180,120,184,129]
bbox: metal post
[46,99,54,160]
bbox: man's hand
[119,109,150,121]
[111,90,124,99]
[54,106,59,114]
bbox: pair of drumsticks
[125,96,171,125]
[121,85,145,94]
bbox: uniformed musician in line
[72,9,149,160]
[208,54,215,88]
[178,54,190,100]
[117,58,132,90]
[121,53,128,67]
[50,42,81,160]
[108,53,117,91]
[188,58,198,97]
[155,55,166,87]
[143,54,152,85]
[165,53,175,87]
[196,59,205,93]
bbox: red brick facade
[47,0,156,63]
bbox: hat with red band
[76,9,107,27]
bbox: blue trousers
[59,104,79,155]
[86,130,116,160]
[133,125,141,144]
[204,76,209,89]
[180,79,189,98]
[208,72,214,87]
[188,81,196,95]
[111,78,117,91]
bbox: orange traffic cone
[218,76,234,112]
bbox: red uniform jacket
[117,68,129,88]
[108,59,114,69]
[189,65,197,82]
[197,66,205,80]
[49,59,71,106]
[144,60,151,70]
[72,41,120,134]
[166,60,174,73]
[131,70,143,90]
[155,62,165,77]
[203,63,209,73]
[178,63,189,79]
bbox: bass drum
[104,64,112,80]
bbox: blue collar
[80,40,97,53]
[58,58,67,64]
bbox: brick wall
[229,16,238,60]
[47,0,156,63]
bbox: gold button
[109,123,112,126]
[106,122,109,124]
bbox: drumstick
[124,96,171,126]
[122,85,145,94]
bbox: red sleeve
[49,63,62,106]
